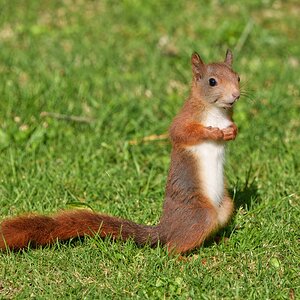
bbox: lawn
[0,0,299,299]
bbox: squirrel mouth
[214,98,235,109]
[221,102,235,109]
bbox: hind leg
[160,197,219,254]
[217,195,234,227]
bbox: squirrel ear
[224,49,233,66]
[191,52,206,80]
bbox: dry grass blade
[129,133,169,145]
[40,111,94,123]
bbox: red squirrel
[0,50,240,254]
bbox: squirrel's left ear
[191,52,206,80]
[224,49,233,66]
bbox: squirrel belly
[189,142,226,206]
[188,106,233,206]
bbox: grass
[0,0,299,299]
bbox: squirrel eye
[209,78,217,86]
[237,76,240,82]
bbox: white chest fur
[189,107,232,206]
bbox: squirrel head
[191,49,240,109]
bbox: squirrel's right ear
[191,52,205,80]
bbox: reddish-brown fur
[0,50,240,254]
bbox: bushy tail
[0,210,159,251]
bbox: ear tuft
[224,49,233,66]
[191,52,205,80]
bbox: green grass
[0,0,299,299]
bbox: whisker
[240,91,253,97]
[240,94,256,102]
[235,77,256,102]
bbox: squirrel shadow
[230,180,260,211]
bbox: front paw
[222,124,238,141]
[205,126,224,141]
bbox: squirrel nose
[232,92,240,101]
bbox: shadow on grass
[230,180,260,211]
